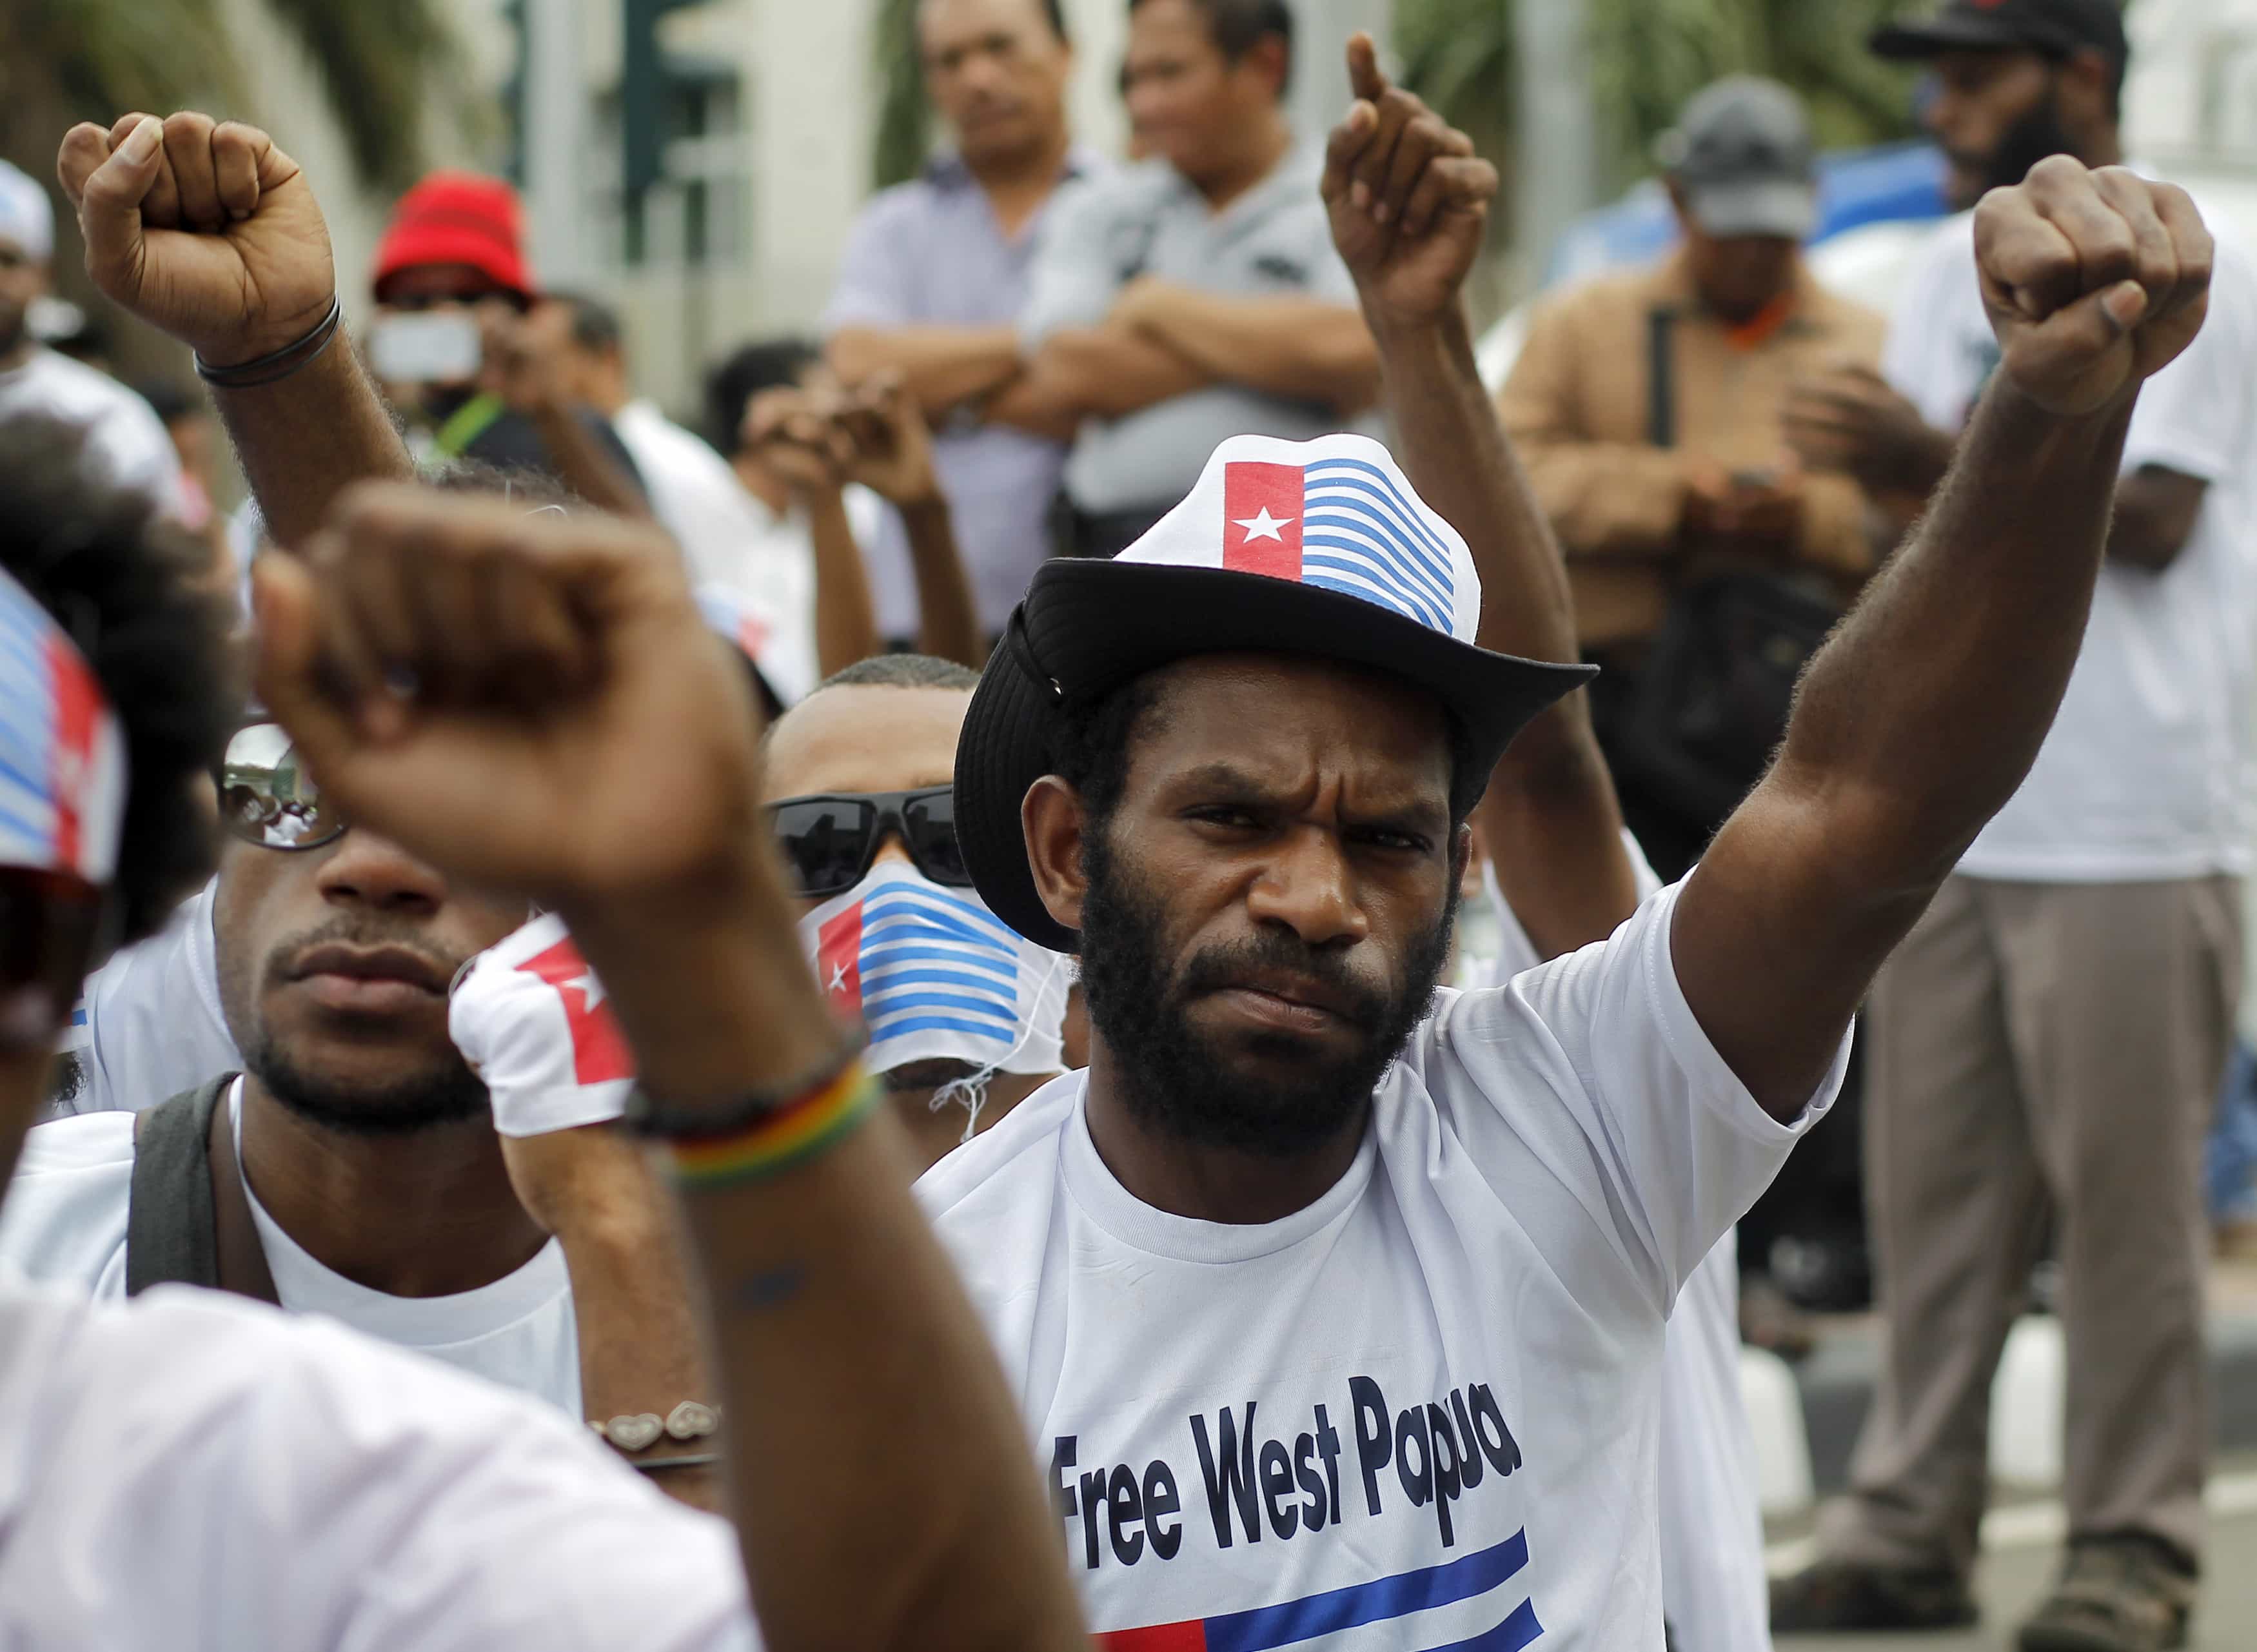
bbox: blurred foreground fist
[57,113,335,366]
[1976,157,2213,417]
[250,486,764,911]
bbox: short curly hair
[0,420,235,947]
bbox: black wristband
[193,295,344,391]
[620,1028,868,1141]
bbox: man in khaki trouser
[1497,76,1886,876]
[1771,4,2257,1649]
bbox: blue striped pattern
[859,883,1023,1047]
[1297,457,1458,633]
[0,578,60,864]
[1204,1529,1539,1652]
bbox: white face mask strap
[925,949,1072,1143]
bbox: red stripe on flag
[1098,1622,1208,1652]
[818,903,863,1013]
[517,938,633,1084]
[44,633,99,872]
[1222,461,1304,581]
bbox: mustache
[261,915,464,996]
[1174,929,1389,1033]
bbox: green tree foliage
[2,0,457,193]
[1395,0,1920,201]
[873,0,933,188]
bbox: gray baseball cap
[1656,76,1820,242]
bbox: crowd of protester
[0,1,2249,1651]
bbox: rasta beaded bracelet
[667,1062,880,1190]
[622,1028,866,1141]
[193,294,345,390]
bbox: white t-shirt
[0,1080,584,1415]
[613,400,816,703]
[49,876,235,1121]
[916,881,1840,1648]
[0,1275,752,1650]
[1884,204,2257,881]
[1473,846,1769,1652]
[0,346,184,514]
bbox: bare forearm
[562,892,1085,1652]
[557,1176,724,1513]
[829,326,1023,418]
[2108,465,2205,571]
[685,1117,1086,1652]
[1777,379,2134,874]
[1138,293,1379,411]
[1016,327,1214,422]
[527,402,652,520]
[805,487,885,671]
[901,496,984,667]
[1680,380,2137,1116]
[212,342,413,549]
[1372,313,1637,948]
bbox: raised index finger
[1345,31,1387,104]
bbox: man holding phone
[365,171,647,516]
[1497,75,1887,880]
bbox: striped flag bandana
[800,860,1069,1090]
[0,566,126,884]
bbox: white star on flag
[1234,506,1291,543]
[830,963,849,992]
[564,970,605,1012]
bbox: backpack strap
[1647,306,1680,450]
[126,1074,281,1306]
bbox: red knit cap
[370,172,535,303]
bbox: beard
[247,1032,489,1136]
[1076,826,1457,1159]
[1952,86,2079,208]
[224,915,489,1137]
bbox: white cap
[0,161,55,264]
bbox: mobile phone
[367,311,482,385]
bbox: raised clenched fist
[57,113,336,367]
[251,485,765,911]
[1975,157,2213,418]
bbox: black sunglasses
[767,788,970,898]
[0,867,107,1051]
[218,722,348,852]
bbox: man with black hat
[1500,75,1887,878]
[1776,8,2257,1647]
[916,32,2216,1651]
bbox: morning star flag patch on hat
[0,566,125,884]
[1139,434,1481,645]
[1098,1528,1544,1652]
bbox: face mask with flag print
[799,860,1069,1091]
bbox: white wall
[2127,0,2257,165]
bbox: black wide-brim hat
[955,436,1595,952]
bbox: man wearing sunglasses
[0,705,606,1410]
[764,652,1072,1172]
[0,105,1096,1647]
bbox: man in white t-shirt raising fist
[1777,6,2257,1647]
[914,33,2218,1652]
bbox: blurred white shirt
[0,1275,753,1649]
